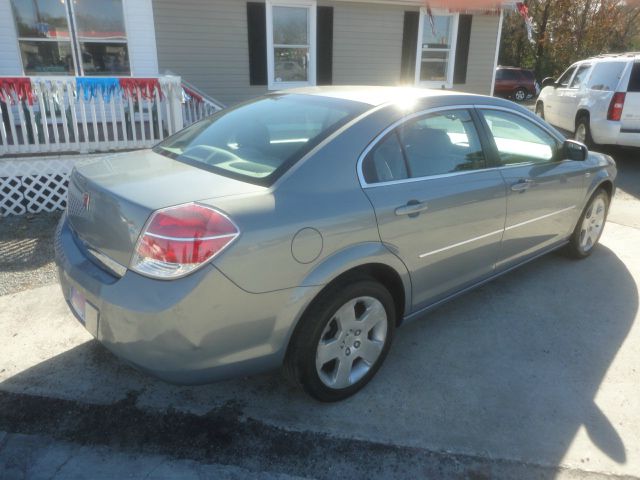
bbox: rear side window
[588,62,626,91]
[362,133,408,184]
[154,94,368,186]
[362,109,485,184]
[628,62,640,92]
[398,110,485,177]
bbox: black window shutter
[247,2,267,86]
[453,14,473,85]
[316,6,333,85]
[400,11,420,83]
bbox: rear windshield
[588,61,626,91]
[628,62,640,92]
[154,94,369,186]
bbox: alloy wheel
[315,296,388,389]
[579,196,606,252]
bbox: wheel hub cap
[315,296,388,389]
[579,197,606,252]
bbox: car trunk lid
[66,150,264,269]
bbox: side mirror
[542,77,557,88]
[562,139,588,161]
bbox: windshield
[154,94,369,186]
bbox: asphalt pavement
[0,148,639,479]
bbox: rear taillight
[607,92,626,121]
[131,203,239,279]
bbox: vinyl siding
[321,1,409,86]
[152,0,500,105]
[0,0,23,75]
[456,13,501,95]
[153,0,266,106]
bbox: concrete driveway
[1,149,639,479]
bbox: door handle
[395,200,429,217]
[511,178,534,192]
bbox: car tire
[535,102,545,119]
[284,277,396,402]
[513,87,528,102]
[575,115,595,148]
[566,188,609,259]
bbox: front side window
[416,11,458,88]
[266,1,316,90]
[10,0,130,76]
[556,65,577,88]
[480,110,558,165]
[154,94,368,186]
[570,65,591,89]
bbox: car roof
[579,52,640,64]
[273,85,479,107]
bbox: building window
[10,0,130,76]
[266,0,316,90]
[415,9,458,88]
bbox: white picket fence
[0,75,222,156]
[0,75,224,216]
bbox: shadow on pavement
[1,243,638,476]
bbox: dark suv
[494,67,539,102]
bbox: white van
[537,53,640,148]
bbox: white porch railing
[0,75,224,216]
[0,75,223,157]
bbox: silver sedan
[55,87,616,401]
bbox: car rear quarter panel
[207,107,410,296]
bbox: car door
[545,65,577,127]
[561,64,592,130]
[360,108,507,311]
[477,108,585,269]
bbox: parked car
[494,66,540,102]
[537,53,640,148]
[55,87,616,402]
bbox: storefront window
[10,0,130,76]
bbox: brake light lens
[607,92,626,121]
[131,203,239,279]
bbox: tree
[499,0,640,80]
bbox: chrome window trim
[357,103,567,189]
[357,104,484,189]
[417,205,576,259]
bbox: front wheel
[535,102,545,119]
[284,278,396,402]
[566,188,609,259]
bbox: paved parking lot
[1,148,639,479]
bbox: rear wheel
[535,102,545,119]
[575,115,595,148]
[566,188,609,259]
[514,87,528,102]
[284,278,396,402]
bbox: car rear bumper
[54,214,308,385]
[591,119,640,147]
